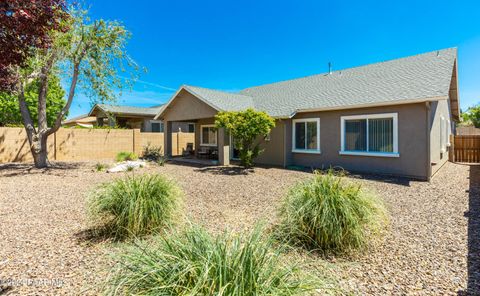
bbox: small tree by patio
[215,108,275,168]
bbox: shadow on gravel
[459,164,480,295]
[345,172,412,187]
[195,166,252,176]
[0,162,82,177]
[74,228,114,245]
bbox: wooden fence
[450,135,480,163]
[0,127,194,163]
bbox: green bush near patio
[104,225,320,295]
[277,170,388,254]
[88,174,182,240]
[115,151,138,162]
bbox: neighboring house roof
[89,104,164,117]
[156,48,458,119]
[63,114,97,124]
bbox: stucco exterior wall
[162,90,217,122]
[429,99,453,175]
[254,120,285,166]
[276,103,430,179]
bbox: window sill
[339,151,399,158]
[292,149,321,154]
[200,144,217,147]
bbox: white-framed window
[292,118,320,153]
[440,116,449,152]
[340,113,399,157]
[200,124,217,146]
[447,119,451,146]
[150,120,164,133]
[187,123,195,133]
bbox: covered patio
[156,86,241,166]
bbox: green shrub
[94,162,107,172]
[88,174,182,240]
[104,225,320,295]
[277,170,388,254]
[115,151,138,162]
[142,143,162,161]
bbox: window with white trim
[340,113,399,157]
[150,120,164,133]
[200,125,217,146]
[440,116,449,152]
[292,118,320,153]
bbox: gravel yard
[0,161,478,295]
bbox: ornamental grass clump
[277,170,388,254]
[104,225,320,295]
[88,174,182,240]
[115,151,138,162]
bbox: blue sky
[68,0,480,118]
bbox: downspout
[283,120,287,168]
[426,102,432,181]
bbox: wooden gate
[451,135,480,163]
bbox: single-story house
[87,104,194,132]
[155,48,460,180]
[62,114,100,128]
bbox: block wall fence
[0,127,194,163]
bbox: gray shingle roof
[241,48,457,117]
[184,85,255,111]
[161,48,457,118]
[91,104,164,117]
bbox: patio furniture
[197,146,211,159]
[183,143,194,157]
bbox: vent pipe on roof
[328,62,332,74]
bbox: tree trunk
[30,132,48,168]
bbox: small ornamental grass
[104,225,320,295]
[88,174,182,240]
[115,151,138,162]
[277,170,388,254]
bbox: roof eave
[288,95,448,118]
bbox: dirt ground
[0,161,478,295]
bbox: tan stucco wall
[278,103,430,179]
[254,120,285,166]
[162,90,218,122]
[429,99,453,175]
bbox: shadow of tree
[459,165,480,295]
[0,162,83,178]
[194,166,252,176]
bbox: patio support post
[217,127,230,165]
[164,120,173,157]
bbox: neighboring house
[87,104,194,132]
[155,48,460,180]
[62,114,100,128]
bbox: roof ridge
[184,84,253,98]
[241,47,457,93]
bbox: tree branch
[46,62,80,136]
[17,79,36,141]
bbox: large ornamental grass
[277,170,388,254]
[88,174,182,240]
[104,225,320,295]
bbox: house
[62,114,99,128]
[155,48,460,180]
[87,104,194,132]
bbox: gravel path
[0,161,477,295]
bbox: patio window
[200,125,217,146]
[292,118,320,153]
[340,113,399,157]
[150,121,164,133]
